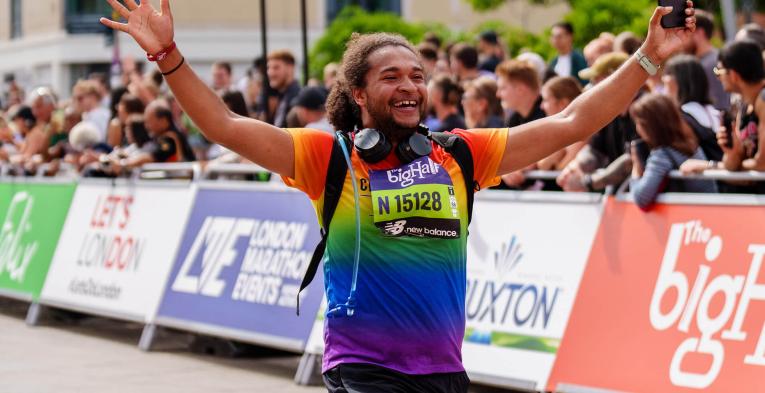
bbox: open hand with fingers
[100,0,174,56]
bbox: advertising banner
[462,193,602,390]
[0,182,76,300]
[40,182,194,321]
[548,198,765,393]
[155,187,323,351]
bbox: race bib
[368,156,460,239]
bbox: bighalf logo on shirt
[0,191,38,283]
[385,157,440,188]
[649,220,765,389]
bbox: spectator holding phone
[630,94,717,209]
[682,40,765,193]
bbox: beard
[365,96,426,142]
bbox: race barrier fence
[1,164,764,392]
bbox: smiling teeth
[394,101,417,107]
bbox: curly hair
[327,33,420,132]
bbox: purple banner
[156,187,323,348]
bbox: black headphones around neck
[353,124,432,164]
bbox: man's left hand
[642,1,696,64]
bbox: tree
[464,0,654,48]
[308,6,428,79]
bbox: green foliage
[566,0,653,47]
[308,6,427,79]
[469,20,555,60]
[464,0,656,52]
[462,0,508,11]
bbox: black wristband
[161,56,185,76]
[583,174,595,192]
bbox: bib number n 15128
[369,156,460,239]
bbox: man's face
[73,90,99,112]
[267,59,294,91]
[715,62,737,93]
[143,107,165,136]
[212,65,231,90]
[496,76,527,112]
[354,46,428,138]
[551,27,573,54]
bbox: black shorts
[323,363,470,393]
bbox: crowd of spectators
[2,9,765,208]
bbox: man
[428,74,466,133]
[686,10,730,110]
[496,59,545,128]
[113,100,194,175]
[102,1,694,391]
[549,22,588,85]
[477,30,503,73]
[495,59,546,188]
[714,40,765,175]
[450,43,491,83]
[211,61,233,93]
[266,50,301,128]
[293,86,332,133]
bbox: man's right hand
[100,0,174,56]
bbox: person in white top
[73,79,111,143]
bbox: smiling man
[101,1,696,391]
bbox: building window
[326,0,402,24]
[11,0,22,39]
[65,0,113,34]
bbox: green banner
[0,181,76,300]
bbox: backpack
[296,131,477,314]
[681,111,724,162]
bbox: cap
[578,52,629,80]
[292,86,328,111]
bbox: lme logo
[649,220,765,389]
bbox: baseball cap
[578,52,629,80]
[292,86,328,111]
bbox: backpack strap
[296,133,350,315]
[430,131,477,224]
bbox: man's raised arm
[496,2,696,175]
[100,0,295,178]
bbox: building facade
[0,0,567,99]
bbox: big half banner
[0,182,75,300]
[462,193,602,390]
[155,187,323,351]
[548,197,765,393]
[40,182,194,321]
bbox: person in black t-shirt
[495,59,545,187]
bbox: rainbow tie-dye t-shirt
[283,127,508,375]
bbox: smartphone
[658,0,687,29]
[722,111,734,149]
[631,139,651,166]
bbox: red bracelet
[147,42,177,62]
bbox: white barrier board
[40,182,194,322]
[462,192,602,390]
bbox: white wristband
[635,50,660,76]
